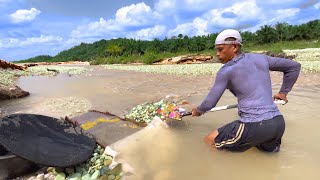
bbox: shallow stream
[1,66,319,179]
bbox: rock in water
[0,84,29,100]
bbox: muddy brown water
[1,65,320,179]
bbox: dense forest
[17,20,320,64]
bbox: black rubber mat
[0,114,96,167]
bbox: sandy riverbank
[1,64,319,119]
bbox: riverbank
[2,64,320,119]
[1,62,320,179]
[1,49,320,117]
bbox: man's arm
[196,71,229,114]
[267,56,301,102]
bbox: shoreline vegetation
[91,40,320,65]
[12,20,319,65]
[1,20,319,101]
[0,47,319,100]
[1,47,319,101]
[102,48,320,74]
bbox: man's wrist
[278,91,288,95]
[196,107,205,114]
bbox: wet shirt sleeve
[267,56,301,94]
[197,70,228,113]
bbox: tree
[256,25,277,43]
[18,19,320,63]
[241,31,256,43]
[106,44,123,57]
[306,20,320,39]
[275,22,289,42]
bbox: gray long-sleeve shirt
[197,53,301,123]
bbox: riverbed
[1,65,319,180]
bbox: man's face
[215,44,236,64]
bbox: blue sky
[0,0,319,61]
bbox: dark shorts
[214,115,285,152]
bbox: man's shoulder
[243,52,267,59]
[219,63,233,75]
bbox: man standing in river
[192,29,301,152]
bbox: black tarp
[0,114,96,167]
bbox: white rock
[109,160,118,169]
[178,108,186,113]
[44,173,55,180]
[104,146,119,158]
[171,56,182,63]
[36,173,44,180]
[148,116,168,128]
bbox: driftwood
[23,63,38,68]
[46,68,59,73]
[155,55,213,64]
[0,60,25,70]
[264,51,296,60]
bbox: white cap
[215,29,242,45]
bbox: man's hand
[192,107,203,117]
[273,93,288,103]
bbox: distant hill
[15,20,320,64]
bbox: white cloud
[127,25,167,40]
[10,8,41,23]
[155,0,176,12]
[274,8,300,19]
[260,8,300,26]
[71,2,158,39]
[193,17,208,34]
[71,18,120,38]
[256,0,305,8]
[204,0,262,29]
[228,0,261,21]
[184,0,221,11]
[258,0,302,4]
[168,17,209,37]
[2,0,318,61]
[243,8,300,32]
[155,0,231,13]
[0,34,63,48]
[115,2,153,26]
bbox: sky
[0,0,319,61]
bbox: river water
[1,66,319,179]
[114,85,320,180]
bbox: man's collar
[223,53,245,67]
